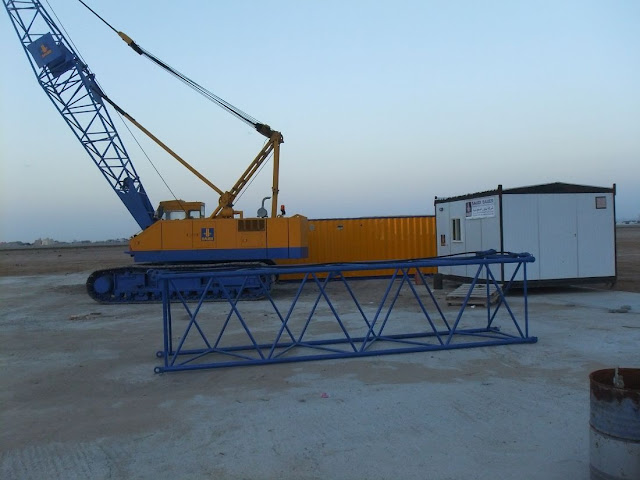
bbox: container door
[577,193,615,277]
[538,194,578,279]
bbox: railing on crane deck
[154,251,537,373]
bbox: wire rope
[45,0,88,65]
[50,1,184,209]
[73,0,278,212]
[234,146,273,204]
[114,110,182,206]
[76,0,117,33]
[76,0,266,133]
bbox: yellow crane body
[128,215,308,263]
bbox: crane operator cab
[155,200,205,220]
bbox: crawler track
[86,263,273,303]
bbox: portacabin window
[451,218,462,242]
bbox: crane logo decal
[39,43,53,59]
[201,227,215,241]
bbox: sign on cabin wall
[465,197,496,219]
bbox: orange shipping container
[278,216,437,279]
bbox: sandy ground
[0,227,639,479]
[612,225,640,293]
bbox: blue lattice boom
[156,251,537,372]
[4,0,155,229]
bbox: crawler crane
[4,0,308,302]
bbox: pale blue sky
[1,0,639,242]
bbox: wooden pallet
[446,283,499,307]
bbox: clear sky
[1,0,639,242]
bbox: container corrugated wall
[279,216,437,279]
